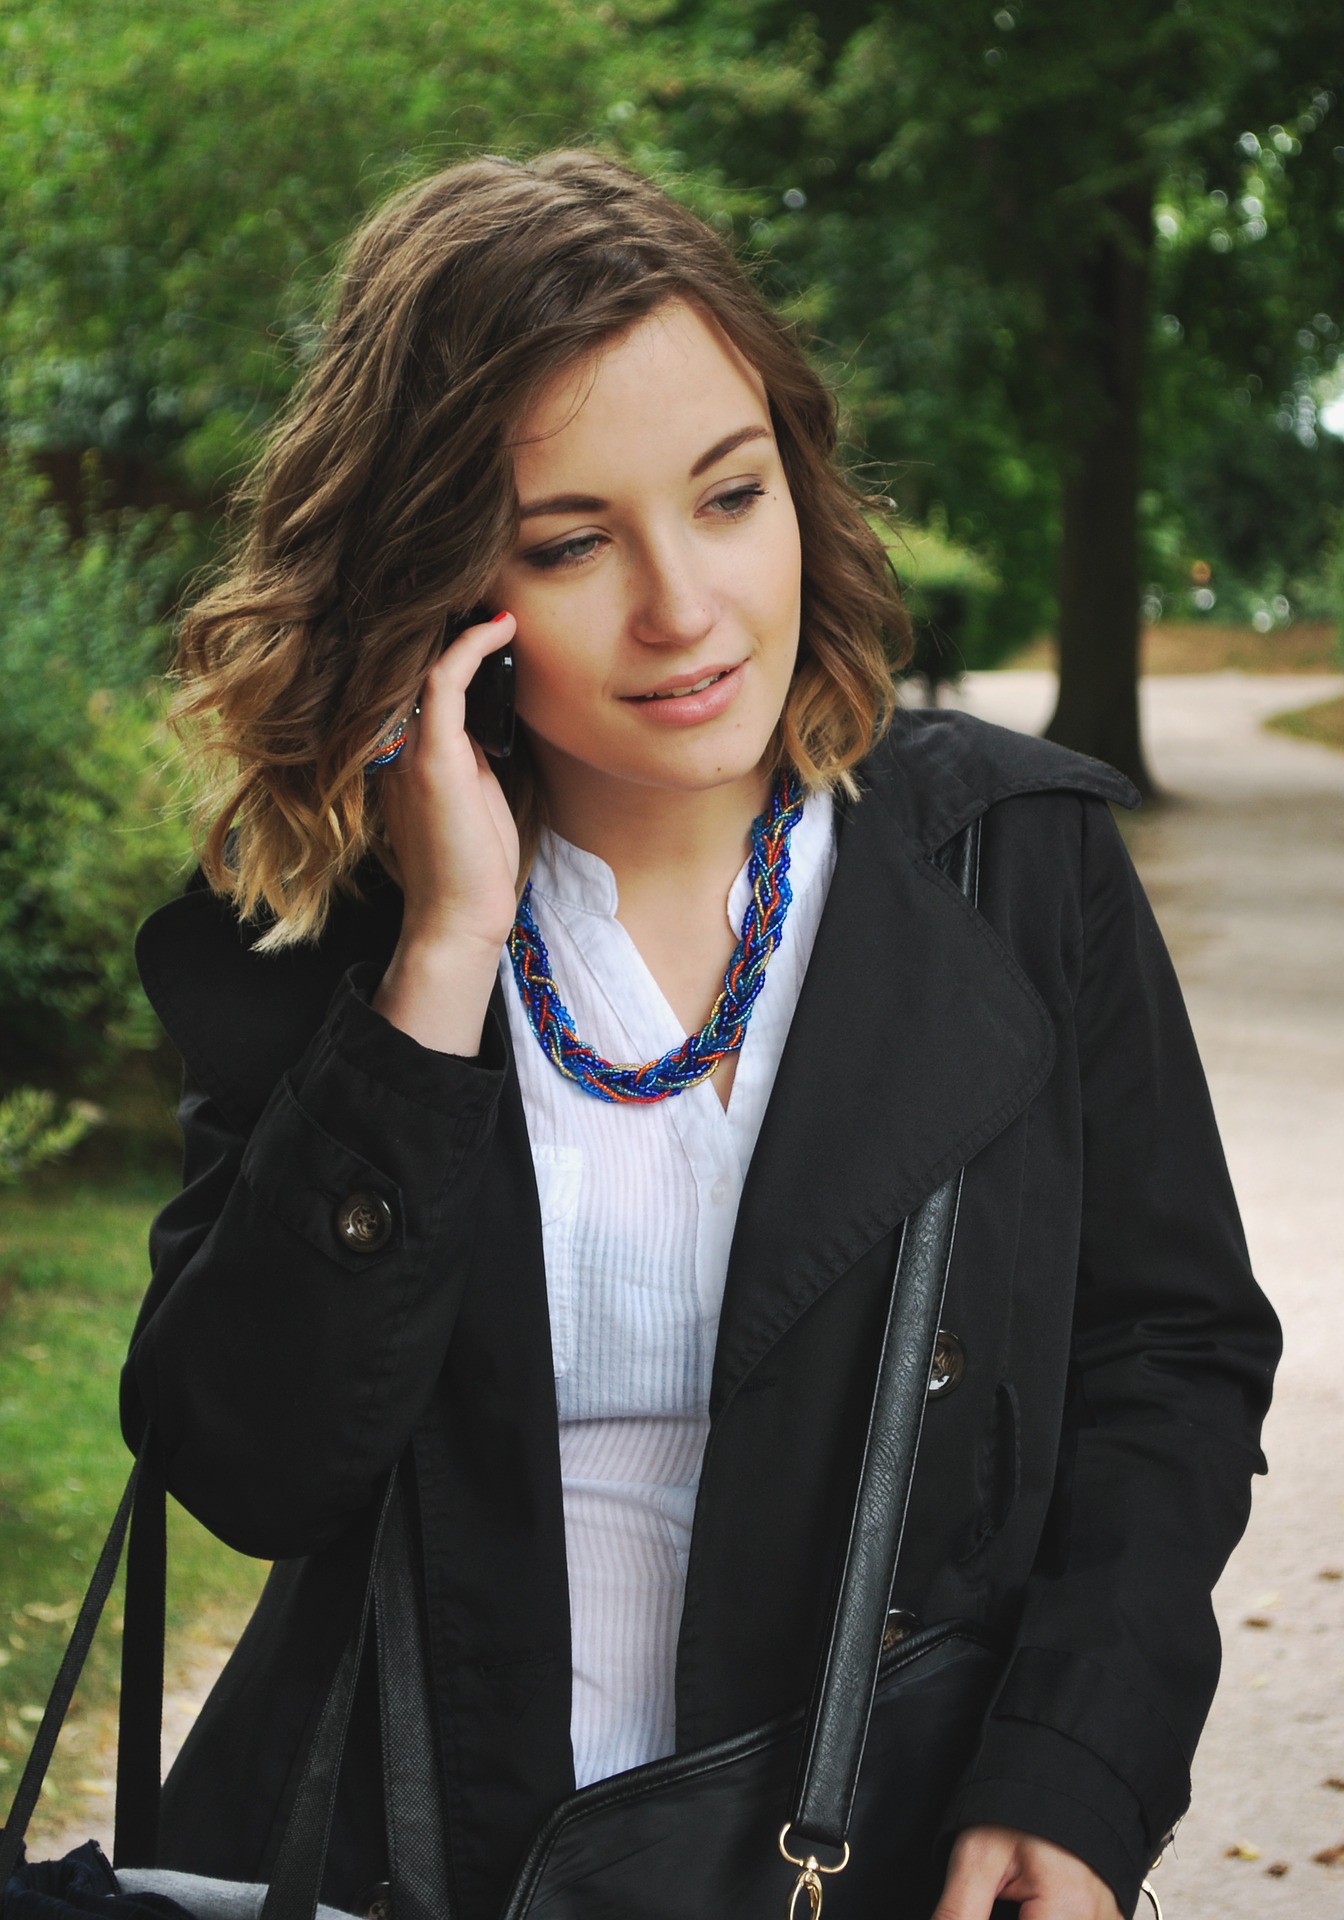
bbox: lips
[627,665,737,702]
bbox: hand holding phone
[371,605,521,1054]
[372,604,521,951]
[367,607,515,767]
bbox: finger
[423,608,516,702]
[930,1850,1011,1920]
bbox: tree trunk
[1045,183,1155,793]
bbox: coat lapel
[710,774,1056,1414]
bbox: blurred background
[1,2,1342,1910]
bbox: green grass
[0,1170,267,1848]
[1265,692,1344,752]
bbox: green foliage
[0,1088,100,1186]
[0,0,636,494]
[881,516,999,602]
[873,511,1011,674]
[0,461,193,1090]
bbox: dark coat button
[928,1329,966,1398]
[335,1191,394,1252]
[882,1608,923,1651]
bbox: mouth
[628,666,737,702]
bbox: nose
[627,529,716,650]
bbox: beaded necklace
[507,770,805,1103]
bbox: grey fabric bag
[117,1872,358,1920]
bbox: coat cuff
[324,959,508,1103]
[942,1724,1150,1917]
[284,960,507,1159]
[941,1645,1188,1916]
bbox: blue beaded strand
[508,771,805,1103]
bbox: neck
[530,751,774,916]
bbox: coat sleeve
[121,960,508,1559]
[940,799,1280,1914]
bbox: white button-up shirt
[500,790,837,1788]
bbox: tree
[635,0,1344,786]
[0,0,631,499]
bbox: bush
[0,461,193,1092]
[0,1086,100,1184]
[873,511,1003,681]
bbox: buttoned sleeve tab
[238,1073,404,1273]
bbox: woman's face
[491,300,802,812]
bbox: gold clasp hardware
[1139,1878,1164,1920]
[788,1868,821,1920]
[779,1826,850,1920]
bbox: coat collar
[705,713,1136,1407]
[709,710,1140,1410]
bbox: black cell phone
[457,605,515,759]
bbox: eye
[706,483,767,518]
[525,532,606,571]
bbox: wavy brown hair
[175,150,909,947]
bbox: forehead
[510,301,771,491]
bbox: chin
[628,735,779,793]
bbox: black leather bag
[3,826,998,1920]
[497,1629,997,1919]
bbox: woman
[125,151,1278,1920]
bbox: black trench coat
[123,710,1279,1920]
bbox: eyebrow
[517,424,773,521]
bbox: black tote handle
[788,1170,964,1849]
[0,1428,175,1881]
[0,1435,445,1920]
[259,1484,397,1920]
[0,1454,144,1888]
[372,1478,453,1920]
[114,1437,167,1865]
[788,816,981,1853]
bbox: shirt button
[334,1191,394,1252]
[710,1177,731,1205]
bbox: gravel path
[35,669,1344,1917]
[950,670,1344,1917]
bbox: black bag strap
[259,1480,398,1920]
[786,816,981,1861]
[372,1478,453,1920]
[114,1438,167,1866]
[0,1453,144,1888]
[0,1437,430,1920]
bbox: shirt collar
[530,787,836,935]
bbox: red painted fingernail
[492,610,511,623]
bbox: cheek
[761,491,801,584]
[511,609,606,728]
[760,507,803,638]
